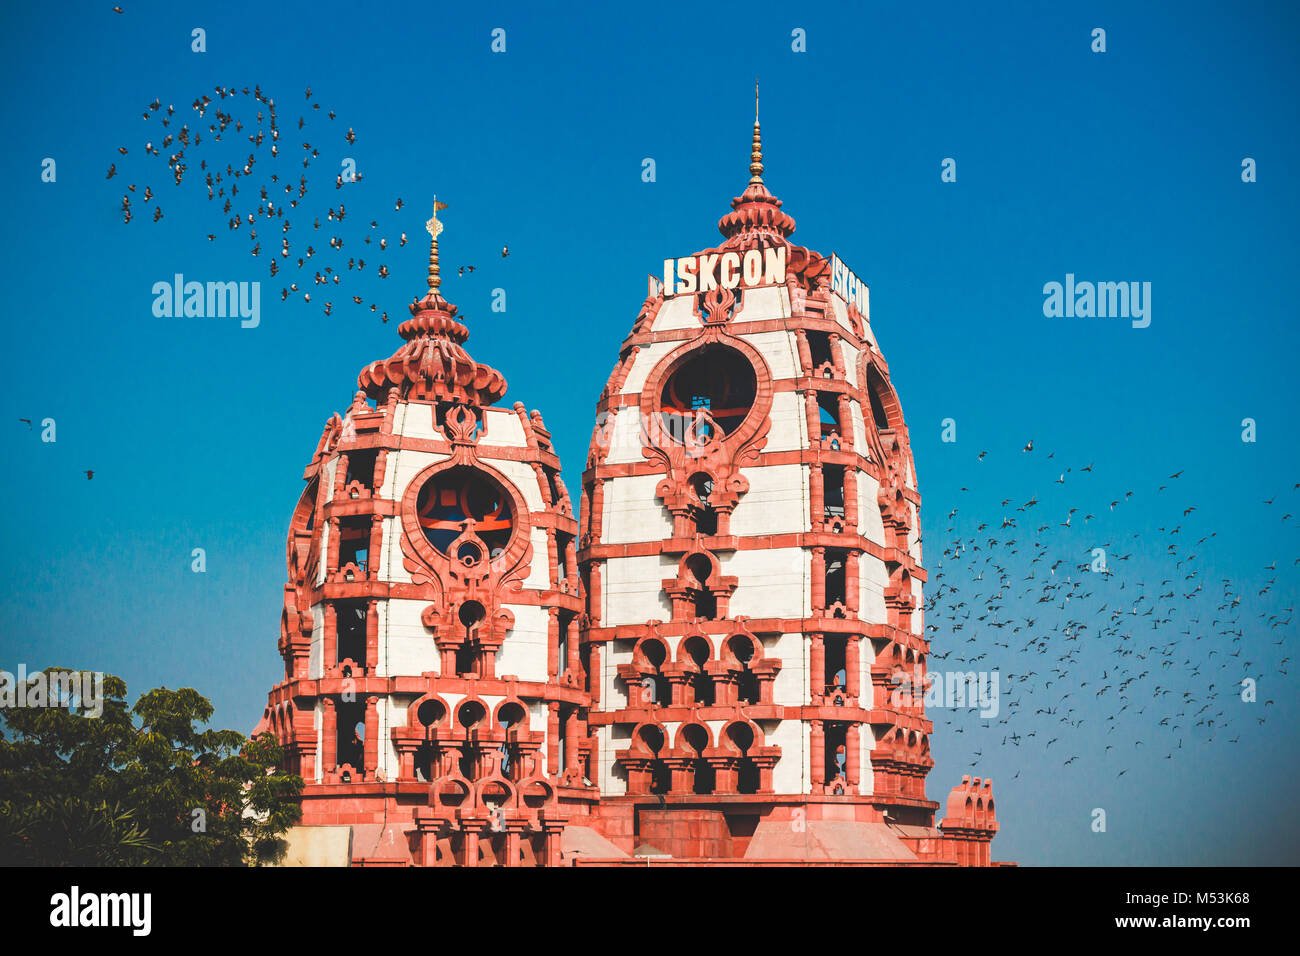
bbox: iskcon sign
[662,245,787,296]
[829,253,869,316]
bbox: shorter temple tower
[256,202,594,865]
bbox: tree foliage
[0,670,302,866]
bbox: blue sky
[2,0,1297,865]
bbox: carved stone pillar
[810,633,825,700]
[364,696,380,776]
[809,463,825,531]
[811,547,827,610]
[321,698,338,773]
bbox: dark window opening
[416,467,514,558]
[344,449,377,491]
[824,464,846,519]
[336,599,366,664]
[824,637,848,695]
[337,517,370,575]
[659,345,757,443]
[807,331,833,370]
[686,555,717,620]
[817,392,841,440]
[868,383,891,430]
[825,723,848,785]
[826,549,847,608]
[414,742,435,782]
[336,701,365,770]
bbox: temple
[255,98,1008,866]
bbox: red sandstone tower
[574,96,1004,863]
[256,202,594,866]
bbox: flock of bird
[107,84,509,322]
[924,443,1295,782]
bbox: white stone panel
[621,341,678,395]
[381,448,448,503]
[650,294,700,333]
[735,285,787,323]
[739,329,800,381]
[383,598,438,677]
[600,554,674,627]
[601,474,673,544]
[394,401,440,441]
[486,457,546,514]
[763,390,809,453]
[309,602,324,677]
[859,726,875,795]
[481,407,528,447]
[603,407,651,465]
[840,340,860,387]
[860,557,888,625]
[729,463,808,536]
[598,724,627,795]
[849,399,868,454]
[497,602,549,682]
[857,472,886,545]
[321,456,339,505]
[522,527,552,591]
[725,548,810,618]
[376,516,409,584]
[768,719,805,794]
[767,632,806,707]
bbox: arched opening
[336,700,365,772]
[685,554,717,620]
[728,635,761,705]
[681,724,714,795]
[689,472,718,535]
[415,466,515,558]
[727,722,759,795]
[335,599,367,665]
[683,634,714,705]
[636,639,670,706]
[455,601,487,676]
[659,345,757,444]
[638,725,670,795]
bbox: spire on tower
[749,79,764,185]
[425,197,448,295]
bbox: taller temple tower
[575,93,1002,862]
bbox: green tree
[0,669,302,866]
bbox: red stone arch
[673,720,715,753]
[628,721,669,756]
[721,718,764,755]
[638,332,776,456]
[406,693,451,732]
[473,775,517,811]
[676,630,715,668]
[454,695,492,732]
[860,358,904,432]
[721,629,763,667]
[493,697,530,732]
[398,457,535,588]
[632,634,670,670]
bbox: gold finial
[749,79,764,185]
[425,197,448,293]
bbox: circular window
[659,345,757,443]
[415,466,515,558]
